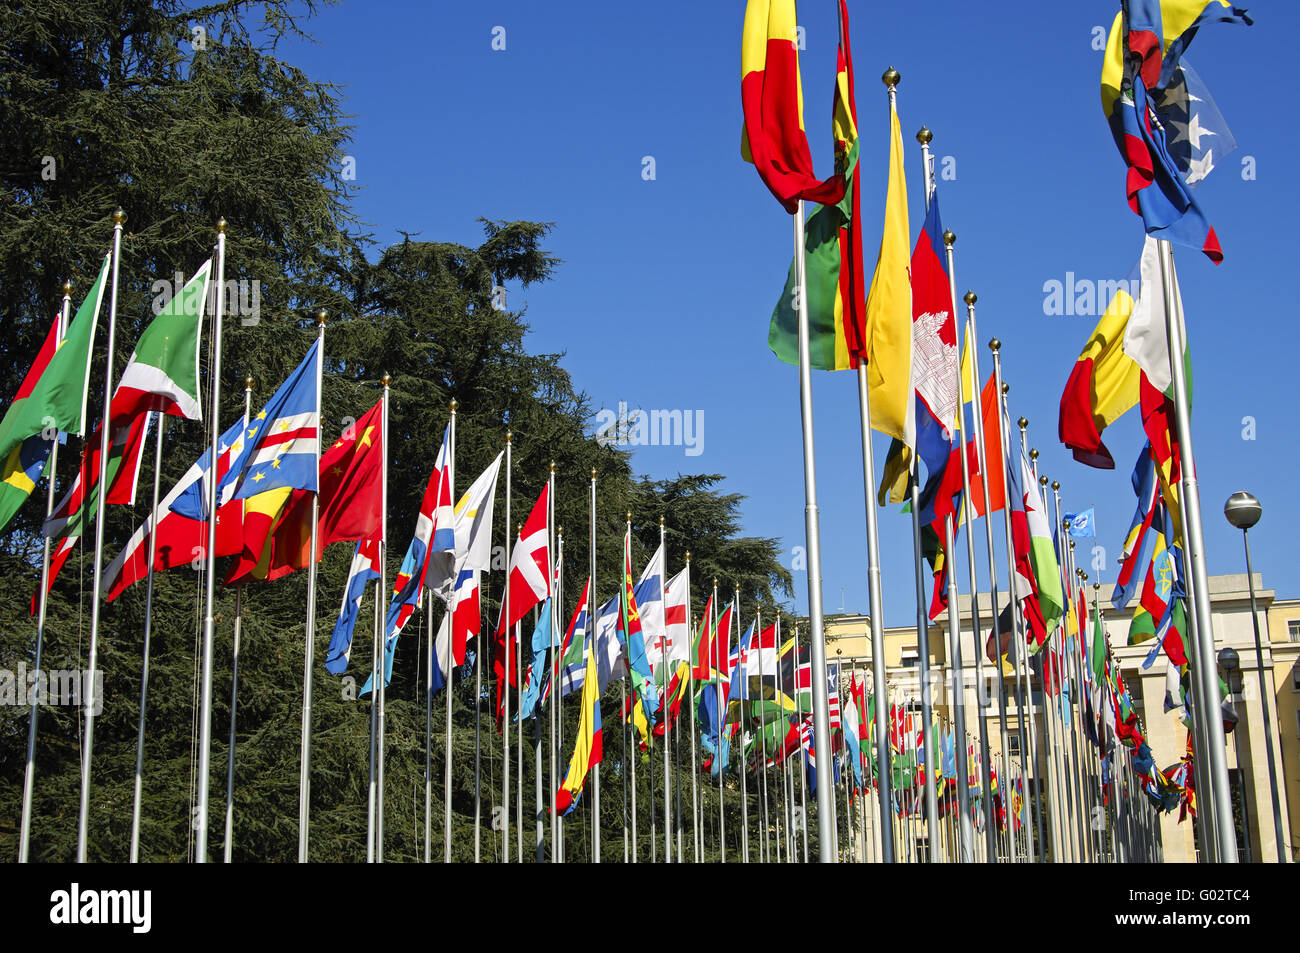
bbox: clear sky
[279,1,1293,626]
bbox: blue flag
[517,598,554,721]
[325,538,380,675]
[1065,507,1095,538]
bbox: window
[1289,620,1300,643]
[1293,666,1300,691]
[1008,735,1021,758]
[900,646,919,669]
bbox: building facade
[821,573,1295,863]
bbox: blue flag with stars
[227,340,321,501]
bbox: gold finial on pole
[943,229,956,247]
[381,373,390,387]
[964,290,977,306]
[216,217,228,235]
[315,308,327,328]
[112,208,127,225]
[882,66,901,88]
[989,337,1001,352]
[916,126,933,145]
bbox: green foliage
[0,0,795,862]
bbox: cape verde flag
[229,340,321,501]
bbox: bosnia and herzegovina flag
[556,624,602,816]
[767,0,863,372]
[741,0,848,215]
[1100,1,1251,263]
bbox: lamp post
[1223,491,1288,863]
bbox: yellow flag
[863,96,912,441]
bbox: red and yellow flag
[741,0,847,214]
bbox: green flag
[0,254,110,532]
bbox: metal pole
[19,283,70,864]
[296,310,325,862]
[715,582,725,861]
[736,583,749,863]
[943,514,975,861]
[791,189,836,862]
[1158,242,1236,861]
[220,381,251,863]
[502,433,512,863]
[757,607,770,863]
[685,554,698,863]
[660,518,672,862]
[443,401,458,862]
[588,468,598,863]
[1240,526,1288,862]
[77,210,125,863]
[549,467,560,862]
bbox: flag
[633,544,668,679]
[1058,271,1141,469]
[591,594,625,692]
[767,0,865,371]
[445,452,502,668]
[517,598,554,721]
[1113,443,1160,609]
[619,531,659,726]
[862,78,912,441]
[964,373,1007,517]
[1099,1,1251,261]
[555,624,603,815]
[101,417,247,603]
[740,0,847,214]
[494,483,550,719]
[325,537,381,675]
[0,254,110,533]
[226,341,321,502]
[558,579,591,697]
[662,566,691,666]
[1065,507,1096,538]
[1006,438,1050,650]
[1019,448,1064,642]
[227,397,384,583]
[364,424,454,694]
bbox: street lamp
[1223,491,1288,863]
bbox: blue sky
[281,1,1292,626]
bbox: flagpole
[220,378,253,863]
[1026,446,1064,863]
[367,374,390,863]
[439,400,457,862]
[18,281,71,864]
[713,579,725,862]
[965,305,1016,863]
[1157,242,1236,862]
[625,514,635,865]
[757,606,770,864]
[541,463,556,862]
[76,209,125,862]
[685,554,698,863]
[219,376,252,863]
[502,432,512,864]
[1054,490,1090,863]
[553,522,564,862]
[293,309,326,862]
[929,223,1000,863]
[588,467,598,864]
[735,582,749,863]
[135,409,168,864]
[659,517,672,862]
[788,184,837,864]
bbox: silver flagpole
[626,515,635,865]
[932,202,999,860]
[942,512,975,862]
[137,411,168,863]
[368,373,390,862]
[220,378,252,863]
[502,433,512,863]
[660,517,672,862]
[194,217,228,864]
[757,607,770,863]
[908,123,941,861]
[1027,447,1064,863]
[685,554,699,863]
[19,281,71,864]
[1011,425,1047,862]
[988,345,1035,864]
[442,400,458,863]
[546,467,558,861]
[554,524,564,862]
[296,309,326,862]
[424,592,433,862]
[735,582,749,863]
[966,303,1016,861]
[790,187,837,863]
[534,465,553,863]
[1054,489,1090,863]
[714,580,725,862]
[1158,242,1236,862]
[588,468,599,863]
[517,609,524,862]
[790,616,800,863]
[76,209,125,863]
